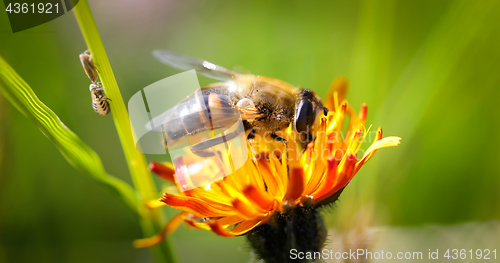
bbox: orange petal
[345,130,362,156]
[327,103,347,134]
[285,166,305,201]
[232,198,266,219]
[301,142,314,166]
[161,193,235,218]
[256,157,282,198]
[304,163,326,196]
[215,180,268,219]
[243,185,275,211]
[304,119,327,194]
[184,214,247,231]
[327,103,347,152]
[133,212,186,248]
[310,157,337,200]
[149,161,176,185]
[215,215,247,227]
[246,153,266,192]
[316,154,356,204]
[209,217,266,237]
[215,179,244,200]
[314,117,328,162]
[184,216,212,231]
[268,151,285,196]
[358,103,367,121]
[349,103,368,136]
[185,186,232,206]
[285,130,301,168]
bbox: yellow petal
[355,136,402,173]
[364,136,402,157]
[133,212,186,248]
[324,77,349,112]
[184,214,246,231]
[145,199,167,209]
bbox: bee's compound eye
[294,99,315,135]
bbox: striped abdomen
[91,87,110,116]
[162,86,241,144]
[93,98,110,115]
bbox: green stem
[73,1,177,262]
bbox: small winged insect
[79,50,98,83]
[80,50,111,115]
[90,83,111,115]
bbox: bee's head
[294,89,328,145]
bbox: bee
[90,83,111,115]
[150,51,328,155]
[79,50,98,83]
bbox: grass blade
[73,1,178,262]
[0,55,139,214]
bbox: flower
[134,77,401,251]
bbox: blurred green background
[1,0,499,262]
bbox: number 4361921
[5,3,59,14]
[444,249,496,260]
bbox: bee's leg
[247,128,256,140]
[190,128,243,157]
[270,133,288,143]
[191,149,216,157]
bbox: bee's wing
[145,107,173,132]
[153,50,239,81]
[145,92,241,137]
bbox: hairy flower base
[247,205,327,263]
[134,78,401,251]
